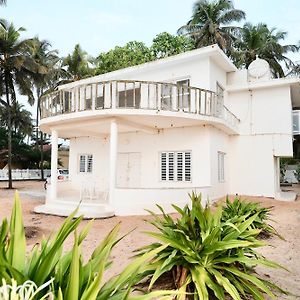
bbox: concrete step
[34,201,115,219]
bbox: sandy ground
[0,181,300,299]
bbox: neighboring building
[34,44,300,218]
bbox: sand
[0,180,299,299]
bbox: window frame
[159,150,192,182]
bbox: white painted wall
[68,125,233,214]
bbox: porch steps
[34,200,115,219]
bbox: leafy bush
[221,197,280,238]
[0,192,176,300]
[137,193,286,300]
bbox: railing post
[111,81,117,109]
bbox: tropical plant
[151,32,195,59]
[221,197,280,238]
[137,193,286,299]
[0,192,177,300]
[96,41,153,75]
[293,164,300,182]
[0,102,33,137]
[0,279,53,300]
[233,23,299,77]
[29,37,68,180]
[0,19,39,188]
[63,44,94,80]
[177,0,245,53]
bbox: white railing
[0,169,51,181]
[40,80,240,129]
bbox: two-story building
[34,44,300,218]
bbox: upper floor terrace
[40,79,240,135]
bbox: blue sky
[1,0,300,113]
[2,0,300,58]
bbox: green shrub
[137,193,286,300]
[0,192,177,300]
[221,197,280,238]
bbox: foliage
[280,159,287,182]
[177,0,245,53]
[0,279,53,300]
[96,41,153,75]
[151,32,195,59]
[0,192,177,300]
[0,19,43,188]
[221,197,279,238]
[137,193,286,300]
[0,128,51,169]
[63,44,94,80]
[293,164,300,182]
[0,102,33,138]
[233,22,299,77]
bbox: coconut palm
[0,19,37,188]
[0,102,32,137]
[177,0,245,53]
[63,44,94,81]
[29,37,69,179]
[234,23,299,77]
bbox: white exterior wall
[68,125,233,215]
[227,85,293,197]
[209,58,227,91]
[208,127,230,199]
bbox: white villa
[34,44,300,218]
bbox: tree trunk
[35,89,40,150]
[5,75,13,189]
[40,131,44,180]
[36,88,45,180]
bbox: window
[79,154,93,173]
[218,152,225,182]
[160,151,192,182]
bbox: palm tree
[29,37,69,179]
[0,19,37,188]
[177,0,245,53]
[63,44,94,81]
[0,102,32,137]
[234,23,299,77]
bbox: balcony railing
[40,80,239,128]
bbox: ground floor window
[79,154,93,173]
[160,151,191,182]
[218,152,225,182]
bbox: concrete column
[50,129,58,201]
[109,119,118,206]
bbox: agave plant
[0,192,177,300]
[137,193,287,300]
[221,197,280,238]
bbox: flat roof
[60,44,237,89]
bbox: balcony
[40,80,239,132]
